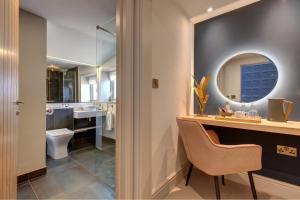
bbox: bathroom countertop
[46,103,95,110]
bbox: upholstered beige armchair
[176,118,262,199]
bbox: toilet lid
[46,128,74,137]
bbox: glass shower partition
[95,25,116,150]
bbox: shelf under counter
[74,126,102,133]
[178,115,300,137]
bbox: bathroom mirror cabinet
[217,53,278,103]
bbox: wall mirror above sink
[217,53,279,103]
[47,25,116,104]
[46,59,116,103]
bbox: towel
[106,111,114,131]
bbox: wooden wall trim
[0,0,19,198]
[115,0,135,198]
[17,168,47,184]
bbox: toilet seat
[46,128,74,137]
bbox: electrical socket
[277,145,297,157]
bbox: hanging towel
[106,110,114,131]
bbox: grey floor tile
[52,180,115,199]
[93,158,115,189]
[71,148,115,189]
[103,144,115,154]
[18,145,115,199]
[17,181,37,200]
[70,147,109,163]
[46,156,78,173]
[30,165,98,199]
[101,139,115,154]
[71,149,113,171]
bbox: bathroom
[17,1,117,199]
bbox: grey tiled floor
[17,139,115,199]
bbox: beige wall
[18,10,47,175]
[218,55,269,102]
[152,0,191,193]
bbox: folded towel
[106,111,114,131]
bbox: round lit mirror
[217,53,278,103]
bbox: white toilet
[46,128,74,159]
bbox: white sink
[73,107,106,119]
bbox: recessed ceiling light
[207,7,213,13]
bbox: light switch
[152,79,159,89]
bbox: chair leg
[221,175,225,186]
[185,163,193,186]
[214,176,221,200]
[248,172,258,200]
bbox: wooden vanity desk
[179,115,300,137]
[178,115,300,186]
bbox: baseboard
[226,172,300,199]
[152,163,189,199]
[17,167,47,184]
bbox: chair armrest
[204,144,262,176]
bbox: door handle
[14,101,24,105]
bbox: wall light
[47,56,97,67]
[207,7,214,13]
[47,65,62,72]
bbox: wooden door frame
[116,0,152,198]
[0,0,19,198]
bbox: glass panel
[96,27,116,134]
[95,24,116,190]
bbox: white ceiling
[20,0,116,67]
[173,0,238,19]
[20,0,116,38]
[20,0,237,66]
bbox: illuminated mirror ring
[216,53,279,104]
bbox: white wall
[152,0,192,193]
[18,10,47,175]
[47,22,96,66]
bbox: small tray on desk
[215,116,262,123]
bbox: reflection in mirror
[79,67,97,102]
[46,63,97,103]
[46,25,116,104]
[46,61,117,103]
[98,68,116,103]
[217,53,278,103]
[47,66,63,103]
